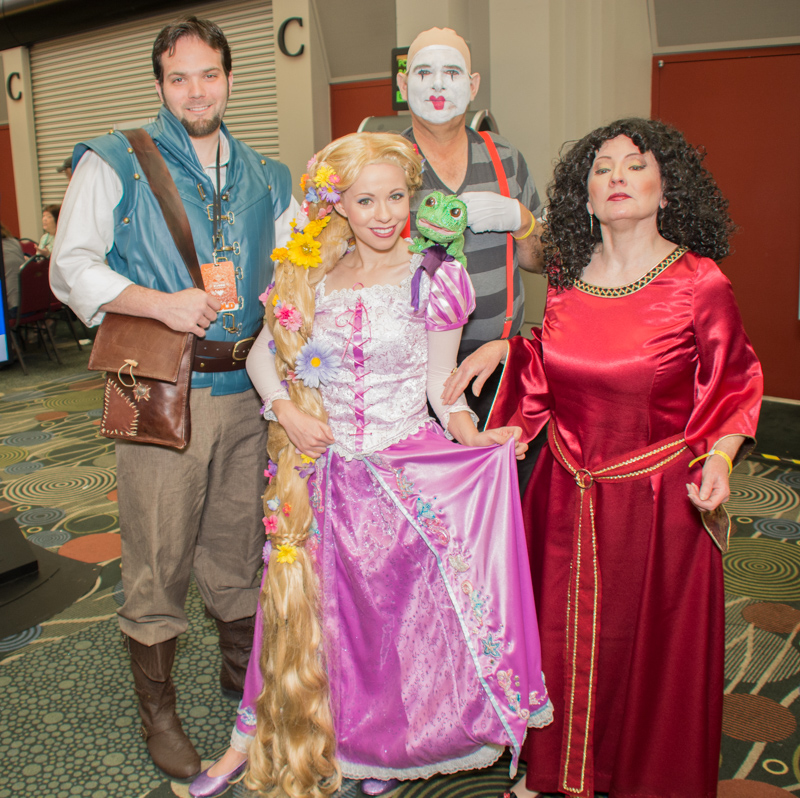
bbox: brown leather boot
[126,635,201,781]
[214,614,255,699]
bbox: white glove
[459,191,522,234]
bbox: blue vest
[75,107,292,396]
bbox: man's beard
[179,113,223,138]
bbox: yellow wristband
[688,449,733,475]
[511,213,536,240]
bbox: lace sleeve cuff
[260,386,290,422]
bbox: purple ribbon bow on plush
[411,244,454,311]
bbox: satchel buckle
[118,359,138,387]
[232,337,254,361]
[574,468,593,490]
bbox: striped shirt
[403,127,543,357]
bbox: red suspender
[479,131,514,339]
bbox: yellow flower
[272,293,280,307]
[303,215,331,238]
[287,231,322,270]
[314,165,336,188]
[300,454,314,465]
[271,247,289,262]
[276,544,298,564]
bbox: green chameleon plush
[409,191,468,266]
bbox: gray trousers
[116,387,267,645]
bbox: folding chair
[8,257,63,368]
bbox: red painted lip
[608,193,631,200]
[370,224,397,238]
[429,95,446,110]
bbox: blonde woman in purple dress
[190,133,552,798]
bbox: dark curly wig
[543,118,735,290]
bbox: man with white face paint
[397,27,545,448]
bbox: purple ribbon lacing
[336,298,373,452]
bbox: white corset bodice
[314,257,432,459]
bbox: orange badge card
[201,260,238,311]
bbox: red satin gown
[488,249,763,798]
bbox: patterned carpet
[0,369,798,797]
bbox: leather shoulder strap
[121,129,203,289]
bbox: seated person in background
[36,204,60,258]
[2,223,25,313]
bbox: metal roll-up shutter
[29,0,277,205]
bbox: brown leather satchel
[88,129,204,449]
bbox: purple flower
[295,339,338,388]
[268,339,276,355]
[265,460,277,484]
[318,185,341,203]
[295,462,315,479]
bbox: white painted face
[405,46,473,124]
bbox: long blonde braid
[246,133,422,798]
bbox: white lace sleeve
[427,327,478,435]
[245,326,289,420]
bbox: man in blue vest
[51,17,298,780]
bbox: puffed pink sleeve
[425,260,477,331]
[685,256,763,463]
[486,328,551,444]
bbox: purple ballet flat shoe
[360,778,401,796]
[188,760,246,798]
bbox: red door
[652,47,800,399]
[0,125,20,238]
[330,78,398,140]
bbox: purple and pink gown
[488,249,763,798]
[235,253,553,782]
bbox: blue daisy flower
[295,339,338,388]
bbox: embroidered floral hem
[340,743,504,782]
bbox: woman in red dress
[446,118,763,798]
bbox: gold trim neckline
[575,247,687,298]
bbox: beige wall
[1,47,42,240]
[488,0,652,323]
[273,0,331,200]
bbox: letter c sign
[6,72,21,101]
[278,17,304,57]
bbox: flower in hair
[270,247,289,263]
[266,498,280,512]
[304,215,331,238]
[262,539,272,566]
[264,515,278,534]
[295,339,338,388]
[268,340,276,355]
[275,302,303,332]
[276,544,298,564]
[287,231,322,269]
[313,165,341,204]
[282,503,292,516]
[305,185,321,204]
[258,281,275,305]
[295,461,315,479]
[265,461,278,483]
